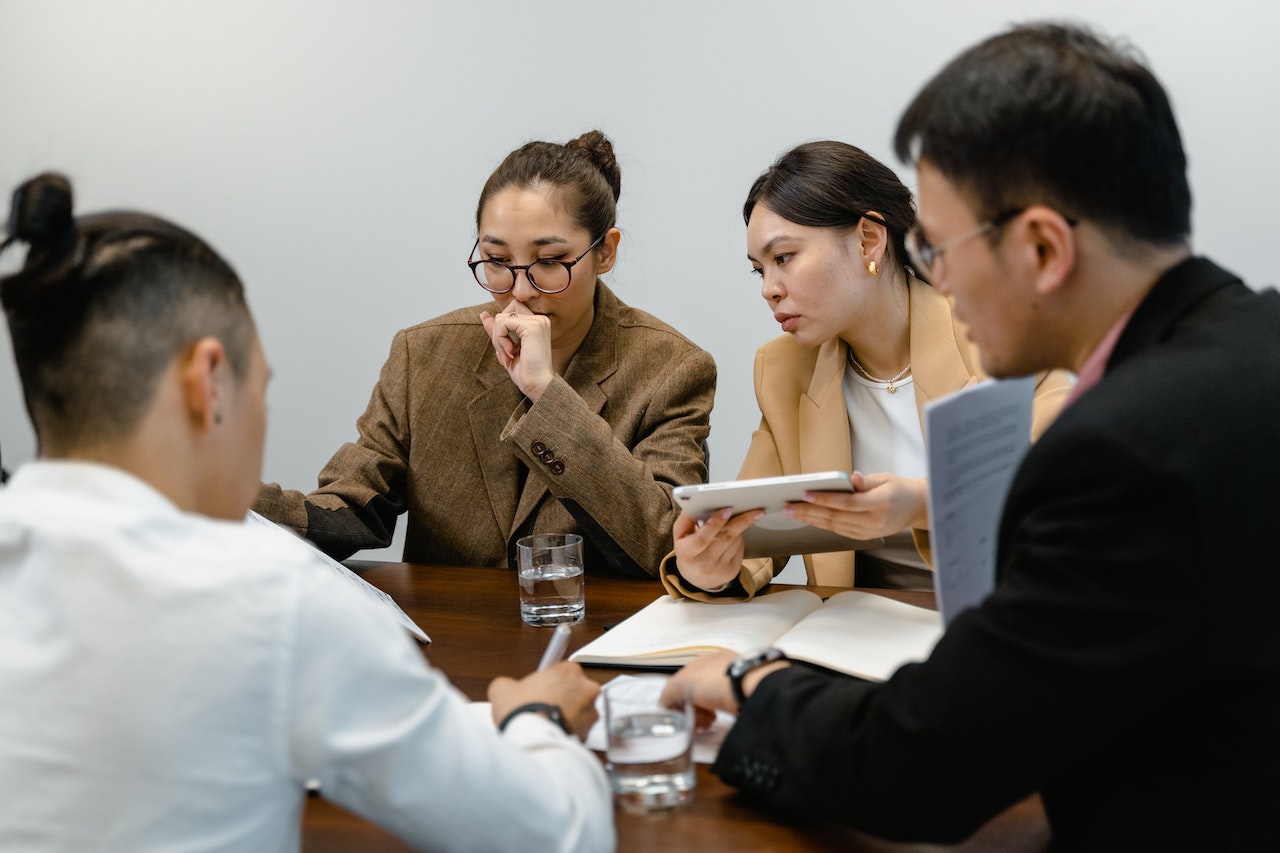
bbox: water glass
[604,677,696,811]
[516,533,585,625]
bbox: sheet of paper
[924,376,1034,625]
[583,675,733,765]
[244,510,430,644]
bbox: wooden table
[302,563,1050,852]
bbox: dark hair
[744,141,917,278]
[475,130,621,241]
[894,22,1191,245]
[0,173,253,449]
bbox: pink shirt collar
[1063,304,1138,408]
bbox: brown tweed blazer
[661,277,1072,599]
[255,282,715,577]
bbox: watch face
[734,647,784,675]
[731,648,765,676]
[537,704,570,735]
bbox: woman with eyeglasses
[661,140,1070,600]
[256,131,715,576]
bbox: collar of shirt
[1063,303,1138,408]
[5,459,183,518]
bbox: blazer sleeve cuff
[910,528,933,567]
[659,551,767,602]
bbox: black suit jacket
[714,258,1280,851]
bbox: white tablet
[673,472,883,559]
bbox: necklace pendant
[886,381,897,393]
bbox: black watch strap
[727,647,788,711]
[497,702,572,736]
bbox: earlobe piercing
[868,260,879,277]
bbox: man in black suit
[665,22,1280,850]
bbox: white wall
[3,0,1277,561]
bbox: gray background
[3,1,1276,565]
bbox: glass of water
[604,676,696,811]
[516,533,585,625]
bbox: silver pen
[536,623,573,671]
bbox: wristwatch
[497,702,572,736]
[727,647,788,711]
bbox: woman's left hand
[480,302,556,401]
[784,471,929,540]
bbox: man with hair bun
[665,22,1280,850]
[0,173,613,852]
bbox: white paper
[244,510,430,643]
[924,376,1035,625]
[585,675,733,765]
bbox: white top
[0,461,613,853]
[843,368,927,480]
[844,365,930,572]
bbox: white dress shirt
[0,461,613,852]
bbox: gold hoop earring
[868,260,879,277]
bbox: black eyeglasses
[467,234,605,295]
[905,208,1026,277]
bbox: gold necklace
[847,348,912,393]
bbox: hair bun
[565,130,621,202]
[8,172,75,249]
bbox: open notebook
[570,589,942,682]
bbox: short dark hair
[476,130,622,242]
[744,140,917,278]
[894,22,1191,246]
[1,173,253,449]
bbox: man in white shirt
[0,172,614,852]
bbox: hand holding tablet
[674,471,854,525]
[674,472,882,559]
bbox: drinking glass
[604,677,696,811]
[516,533,585,625]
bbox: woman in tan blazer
[661,141,1068,600]
[255,132,715,576]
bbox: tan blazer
[661,277,1071,599]
[255,282,716,576]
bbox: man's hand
[489,661,600,739]
[661,649,789,717]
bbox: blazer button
[540,451,555,464]
[531,441,547,455]
[550,460,566,475]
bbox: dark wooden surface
[302,563,1050,853]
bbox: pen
[536,623,573,671]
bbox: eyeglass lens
[474,259,572,293]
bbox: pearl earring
[868,260,879,277]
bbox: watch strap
[497,701,572,735]
[728,647,788,711]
